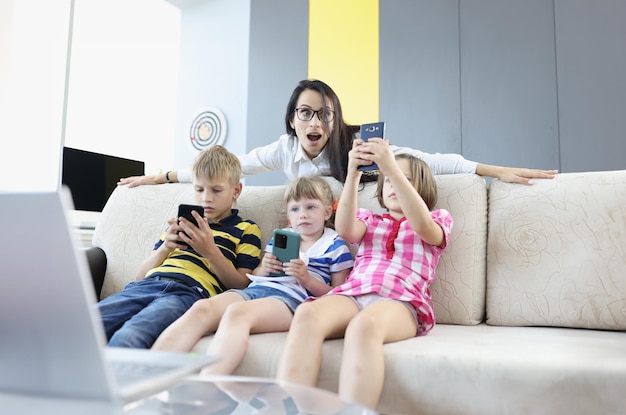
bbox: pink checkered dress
[324,208,453,336]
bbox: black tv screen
[62,147,145,212]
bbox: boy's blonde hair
[192,145,241,185]
[282,176,336,229]
[375,154,438,211]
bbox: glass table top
[124,375,379,415]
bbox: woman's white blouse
[176,134,478,183]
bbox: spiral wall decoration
[189,107,227,151]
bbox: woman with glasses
[118,79,556,187]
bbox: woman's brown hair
[284,79,375,184]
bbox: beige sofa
[91,171,626,415]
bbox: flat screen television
[62,147,145,212]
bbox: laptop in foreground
[0,189,217,409]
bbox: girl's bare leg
[151,292,244,352]
[276,295,358,386]
[202,297,294,375]
[339,300,417,410]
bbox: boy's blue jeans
[97,277,208,349]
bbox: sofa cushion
[486,170,626,330]
[324,175,488,325]
[339,174,487,325]
[94,174,487,325]
[94,184,189,298]
[428,174,487,325]
[193,323,626,415]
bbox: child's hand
[178,210,217,255]
[347,139,369,173]
[359,138,395,176]
[254,253,283,276]
[282,259,309,280]
[163,217,187,250]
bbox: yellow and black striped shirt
[146,209,262,297]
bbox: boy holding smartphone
[97,145,262,349]
[152,176,353,377]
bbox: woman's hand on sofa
[118,172,171,187]
[476,163,558,185]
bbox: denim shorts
[228,285,301,313]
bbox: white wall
[171,0,251,171]
[64,0,180,175]
[0,0,181,193]
[0,0,73,191]
[66,0,257,177]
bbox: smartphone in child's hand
[358,121,386,171]
[177,204,204,246]
[178,204,203,227]
[271,229,301,276]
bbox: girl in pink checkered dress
[277,136,453,410]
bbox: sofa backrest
[428,174,487,325]
[356,174,488,325]
[93,173,488,326]
[486,170,626,331]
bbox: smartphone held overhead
[358,121,386,172]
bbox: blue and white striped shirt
[252,227,353,302]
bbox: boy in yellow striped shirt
[97,145,261,348]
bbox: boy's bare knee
[187,299,211,317]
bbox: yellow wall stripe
[308,0,379,125]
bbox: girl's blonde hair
[192,145,241,186]
[282,176,336,229]
[375,154,438,211]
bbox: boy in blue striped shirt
[98,145,262,348]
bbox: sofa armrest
[82,246,107,299]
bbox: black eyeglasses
[293,107,335,123]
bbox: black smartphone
[177,204,203,246]
[271,229,301,276]
[177,204,204,227]
[358,121,386,171]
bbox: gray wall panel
[460,0,560,171]
[555,0,626,173]
[246,0,308,186]
[177,1,624,185]
[380,0,462,154]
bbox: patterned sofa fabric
[487,170,626,330]
[94,174,488,326]
[91,170,626,415]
